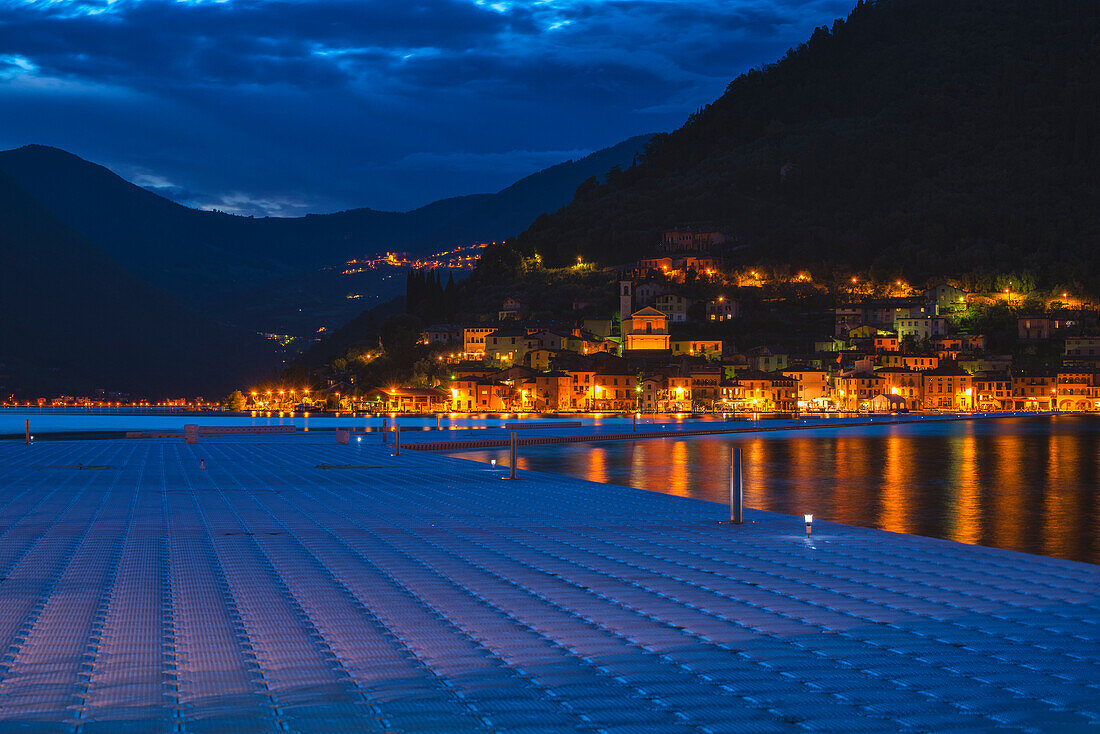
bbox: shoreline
[1,409,1079,442]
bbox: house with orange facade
[922,365,973,411]
[836,372,886,411]
[781,368,830,410]
[875,367,922,409]
[735,370,798,413]
[622,307,671,354]
[1011,370,1057,411]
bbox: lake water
[451,415,1100,565]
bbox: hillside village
[248,227,1100,415]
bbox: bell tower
[619,281,633,334]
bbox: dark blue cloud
[0,0,855,213]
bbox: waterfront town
[229,228,1100,417]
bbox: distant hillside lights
[342,243,488,274]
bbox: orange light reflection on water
[1042,428,1082,561]
[948,424,981,546]
[991,431,1026,553]
[584,447,609,485]
[453,416,1100,564]
[879,427,915,535]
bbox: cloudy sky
[0,0,853,215]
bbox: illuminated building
[1055,369,1094,411]
[879,354,939,371]
[782,367,830,410]
[922,365,974,411]
[973,372,1012,411]
[484,326,530,366]
[895,315,949,341]
[462,326,496,357]
[523,348,559,371]
[924,283,969,313]
[532,371,572,411]
[689,366,722,407]
[836,372,886,411]
[670,339,723,361]
[1011,369,1057,411]
[746,346,789,372]
[568,369,596,409]
[1017,316,1050,341]
[591,370,638,411]
[639,376,664,413]
[653,293,695,323]
[736,370,797,412]
[874,367,922,409]
[705,296,740,321]
[622,307,671,354]
[664,376,692,411]
[874,333,899,352]
[1064,337,1100,364]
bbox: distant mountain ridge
[0,136,651,309]
[513,0,1100,288]
[0,136,650,395]
[0,170,272,397]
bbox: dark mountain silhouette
[408,136,652,250]
[512,0,1100,289]
[0,137,648,394]
[0,170,273,398]
[0,136,651,312]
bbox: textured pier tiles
[0,438,1097,734]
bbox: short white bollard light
[804,513,814,535]
[491,459,497,470]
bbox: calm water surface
[452,416,1100,565]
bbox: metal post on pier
[382,417,388,443]
[394,424,401,456]
[633,413,637,432]
[509,431,517,479]
[730,447,743,524]
[25,419,30,445]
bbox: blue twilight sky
[0,0,853,215]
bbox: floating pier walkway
[0,434,1096,732]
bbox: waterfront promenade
[0,434,1097,732]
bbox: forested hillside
[514,0,1100,288]
[0,171,272,397]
